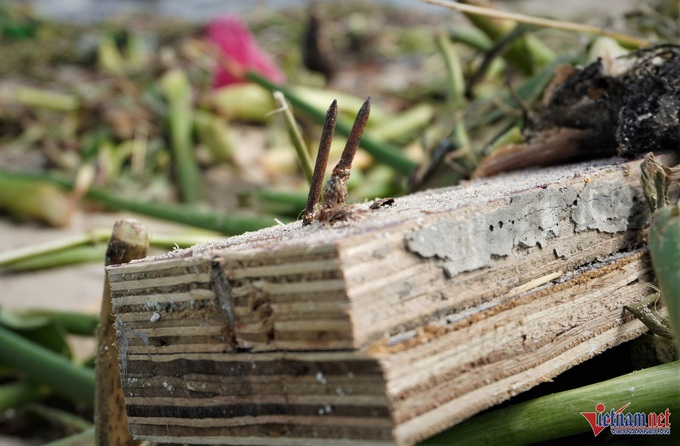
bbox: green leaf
[648,205,680,350]
[0,325,94,406]
[0,308,71,357]
[0,382,46,413]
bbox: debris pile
[475,44,680,177]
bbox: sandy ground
[1,212,205,314]
[2,215,107,315]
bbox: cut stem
[323,97,371,209]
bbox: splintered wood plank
[107,156,671,445]
[384,251,653,444]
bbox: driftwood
[107,156,670,445]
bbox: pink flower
[207,15,285,88]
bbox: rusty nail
[303,99,338,225]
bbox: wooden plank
[108,156,669,445]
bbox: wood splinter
[302,96,372,226]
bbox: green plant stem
[5,244,107,271]
[194,110,234,163]
[352,165,401,200]
[82,189,277,234]
[161,69,203,204]
[426,0,649,48]
[0,382,47,412]
[0,230,110,267]
[421,360,680,445]
[246,71,418,175]
[0,170,277,235]
[27,311,99,336]
[0,173,73,227]
[448,26,493,51]
[15,86,80,111]
[487,126,523,153]
[43,427,95,446]
[0,325,94,407]
[27,402,93,432]
[98,34,126,74]
[243,189,307,218]
[452,0,555,74]
[273,91,314,185]
[470,59,561,131]
[436,31,465,106]
[649,206,680,350]
[0,228,220,271]
[370,103,435,145]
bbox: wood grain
[108,156,671,445]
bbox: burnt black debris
[617,45,680,156]
[541,44,680,159]
[540,61,624,157]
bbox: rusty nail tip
[335,96,372,172]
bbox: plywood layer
[108,156,666,445]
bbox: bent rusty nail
[335,96,371,173]
[322,97,371,209]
